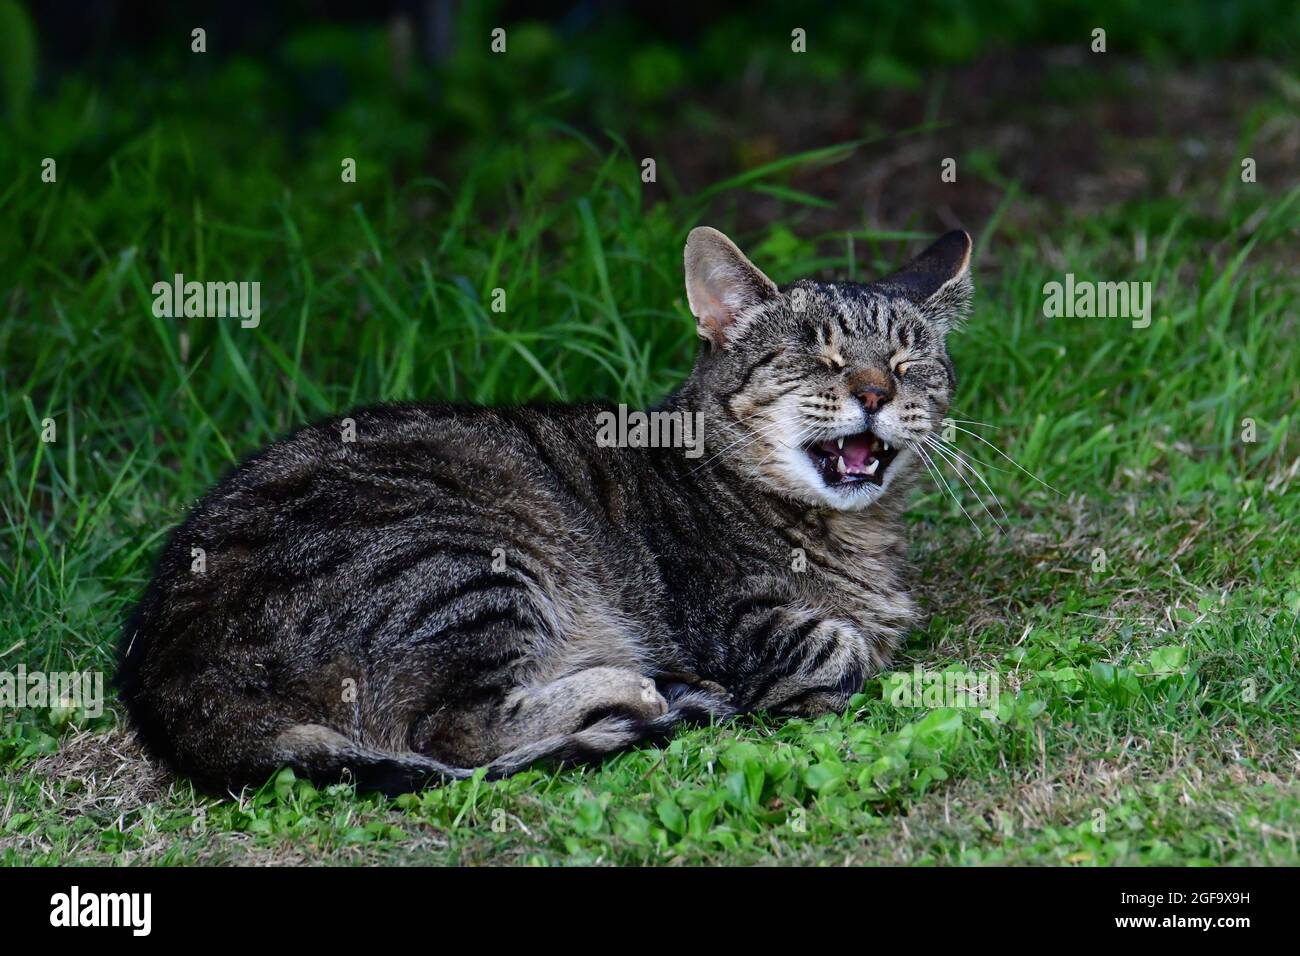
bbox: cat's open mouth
[805,430,901,488]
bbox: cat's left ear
[878,230,974,331]
[685,227,779,349]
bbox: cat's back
[124,401,617,619]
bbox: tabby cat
[118,226,973,795]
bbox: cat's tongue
[818,434,875,473]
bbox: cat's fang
[865,459,879,475]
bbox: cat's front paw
[656,674,731,703]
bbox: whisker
[944,416,1000,430]
[913,442,984,538]
[687,417,792,475]
[753,424,816,470]
[944,423,1062,496]
[930,432,1013,475]
[926,434,1012,515]
[922,435,1007,532]
[701,419,787,458]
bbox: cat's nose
[856,384,893,412]
[849,369,894,412]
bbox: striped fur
[117,229,974,795]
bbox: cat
[117,226,973,796]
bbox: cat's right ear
[876,230,974,331]
[685,227,778,350]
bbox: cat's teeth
[883,441,891,451]
[835,456,847,475]
[865,459,880,475]
[836,436,844,449]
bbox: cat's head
[683,226,973,512]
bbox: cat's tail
[276,688,731,796]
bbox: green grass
[2,23,1299,865]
